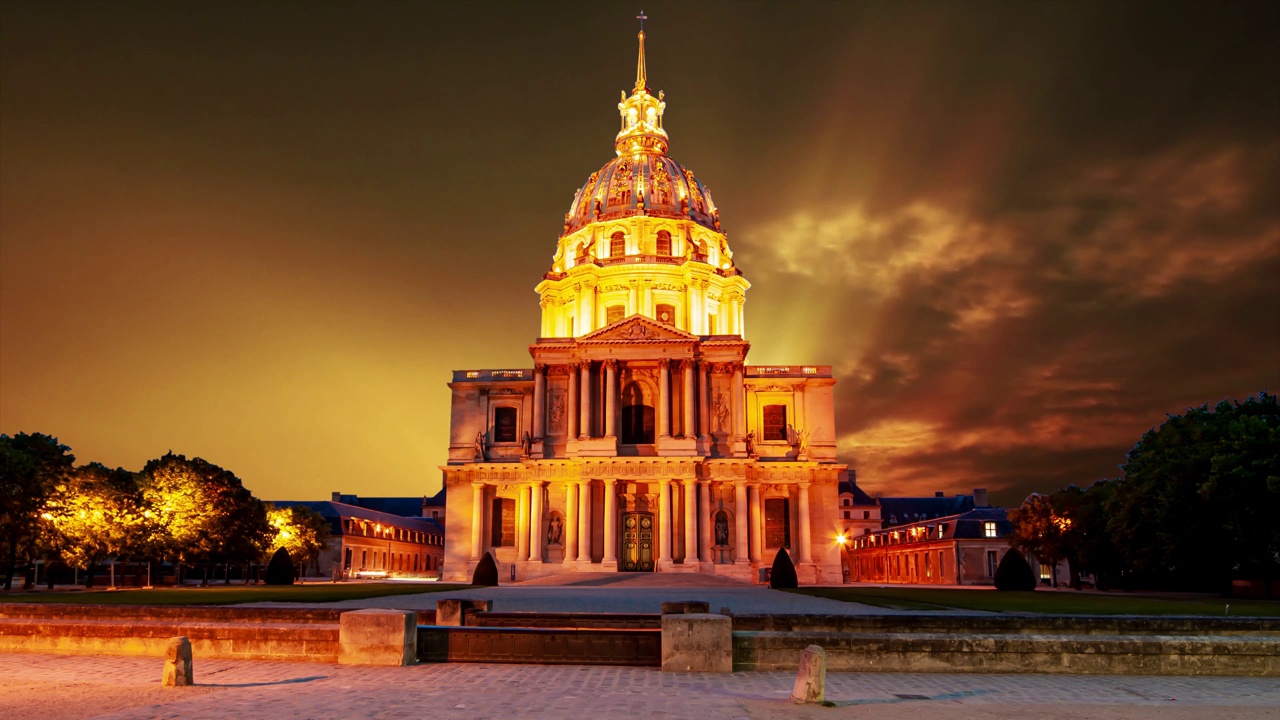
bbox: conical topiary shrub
[769,547,798,589]
[472,552,499,587]
[994,548,1037,591]
[265,547,295,586]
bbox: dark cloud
[2,1,1277,502]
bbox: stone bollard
[161,636,193,687]
[790,645,827,704]
[661,613,732,673]
[338,609,417,666]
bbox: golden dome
[561,30,721,237]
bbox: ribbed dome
[564,154,720,236]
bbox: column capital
[604,477,617,486]
[658,358,670,370]
[603,358,619,371]
[698,478,712,487]
[471,481,486,488]
[797,481,811,489]
[534,363,548,373]
[580,359,593,371]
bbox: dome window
[610,232,626,258]
[656,230,671,256]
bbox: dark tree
[264,547,295,585]
[0,433,75,590]
[472,552,498,586]
[1109,392,1279,592]
[769,547,798,589]
[994,549,1037,591]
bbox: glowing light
[836,533,848,546]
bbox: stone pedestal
[338,609,416,666]
[790,645,827,704]
[661,613,732,673]
[161,636,193,686]
[435,599,493,627]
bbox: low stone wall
[0,604,355,662]
[418,625,661,666]
[468,612,660,629]
[733,630,1280,676]
[730,613,1280,637]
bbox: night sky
[2,1,1277,507]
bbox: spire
[616,17,667,156]
[635,29,647,93]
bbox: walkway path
[1,652,1275,720]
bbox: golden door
[621,512,655,571]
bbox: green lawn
[0,582,473,606]
[790,586,1280,616]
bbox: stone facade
[440,31,845,585]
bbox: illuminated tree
[1008,493,1072,587]
[1,433,75,591]
[39,463,150,587]
[265,504,330,572]
[137,452,270,583]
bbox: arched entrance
[620,380,655,444]
[620,512,655,571]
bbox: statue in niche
[714,511,729,546]
[521,431,533,457]
[796,427,810,457]
[713,392,730,432]
[745,431,756,456]
[549,394,565,431]
[547,515,563,546]
[474,431,487,461]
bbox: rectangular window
[762,404,787,441]
[606,305,625,324]
[987,550,998,577]
[924,552,931,579]
[1040,563,1052,581]
[938,551,945,580]
[842,510,850,519]
[610,234,625,257]
[764,498,791,549]
[863,511,870,519]
[983,521,997,538]
[494,406,518,443]
[491,497,515,547]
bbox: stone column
[579,360,592,439]
[565,481,578,563]
[529,480,544,563]
[604,360,617,438]
[628,280,639,316]
[658,359,671,439]
[658,478,673,564]
[698,480,712,563]
[698,362,710,439]
[748,483,762,563]
[797,482,813,563]
[642,280,653,316]
[470,482,484,560]
[603,479,618,563]
[731,364,745,441]
[516,484,530,561]
[683,479,697,564]
[577,480,592,563]
[532,364,546,439]
[682,360,695,438]
[733,482,749,564]
[583,281,597,334]
[540,297,551,338]
[567,364,580,440]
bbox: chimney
[332,492,342,502]
[974,488,989,508]
[935,491,944,498]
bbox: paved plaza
[1,651,1277,720]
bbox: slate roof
[837,478,877,506]
[878,495,977,527]
[271,500,444,538]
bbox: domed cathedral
[440,28,846,585]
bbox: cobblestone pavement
[1,652,1276,720]
[245,585,912,615]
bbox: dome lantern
[615,30,669,157]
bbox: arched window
[656,230,672,256]
[610,232,626,258]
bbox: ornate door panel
[621,512,655,572]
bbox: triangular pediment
[579,314,699,343]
